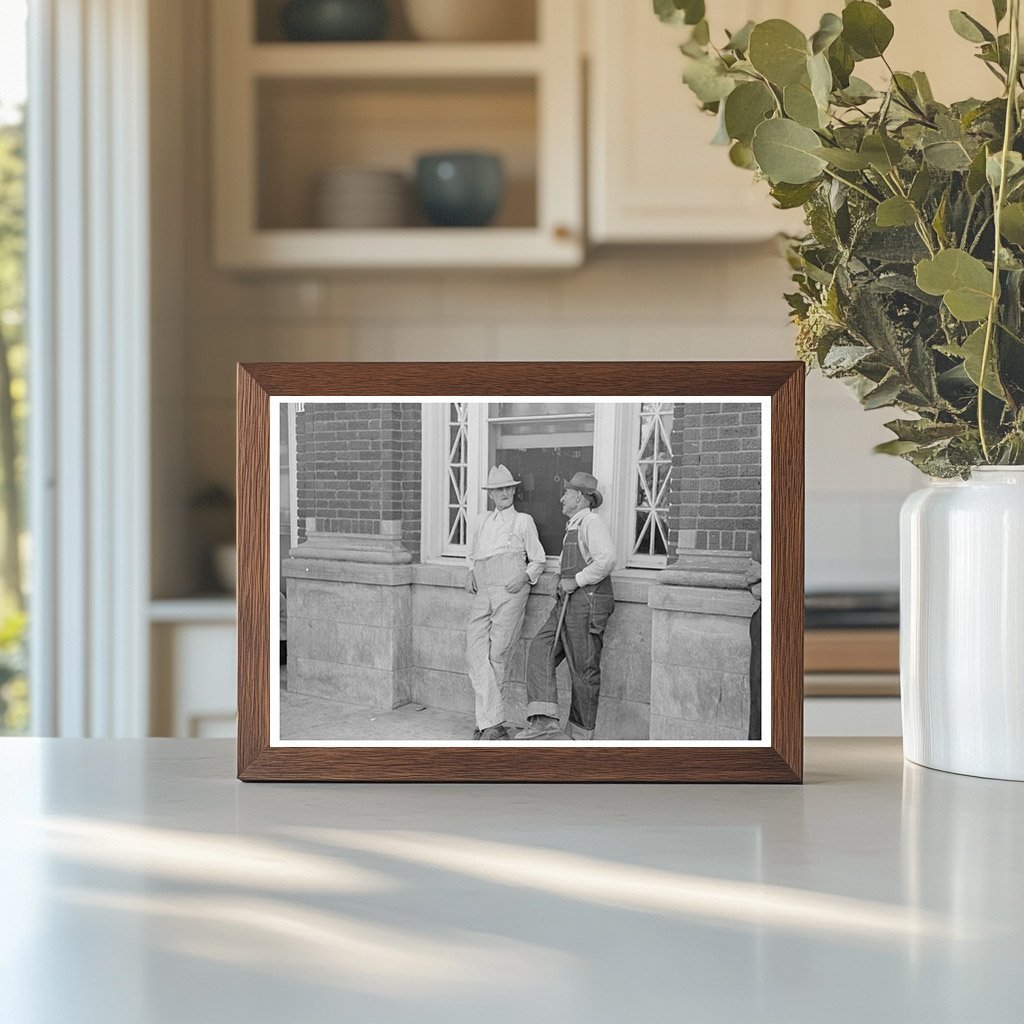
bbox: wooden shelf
[217,226,580,270]
[212,0,583,269]
[249,42,544,78]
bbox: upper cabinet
[211,0,584,269]
[587,0,816,243]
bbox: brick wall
[668,402,762,556]
[295,402,422,560]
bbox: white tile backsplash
[182,250,920,592]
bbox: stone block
[413,625,467,674]
[599,647,651,703]
[412,585,475,628]
[290,658,391,707]
[411,667,475,716]
[650,665,749,733]
[649,714,748,741]
[651,611,751,672]
[288,579,385,626]
[596,698,650,740]
[289,616,409,672]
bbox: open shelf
[249,42,544,77]
[254,0,538,45]
[213,0,581,268]
[257,77,537,232]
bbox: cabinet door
[588,0,1001,244]
[587,0,813,242]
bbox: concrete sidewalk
[280,689,526,741]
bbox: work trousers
[465,551,530,730]
[524,584,614,735]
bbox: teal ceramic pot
[415,152,504,227]
[281,0,388,41]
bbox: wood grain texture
[236,361,805,783]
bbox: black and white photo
[269,397,770,747]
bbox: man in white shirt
[517,472,616,741]
[464,465,547,740]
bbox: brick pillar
[295,401,423,560]
[668,402,762,556]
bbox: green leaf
[967,144,991,194]
[808,51,833,109]
[948,10,994,44]
[862,374,903,409]
[932,190,950,247]
[691,19,710,45]
[913,71,935,104]
[814,146,872,170]
[909,164,933,205]
[874,439,922,455]
[729,140,757,169]
[923,140,972,171]
[860,133,904,173]
[828,36,855,89]
[748,20,809,87]
[837,76,879,104]
[884,418,963,443]
[724,20,755,53]
[842,1,895,59]
[784,80,824,129]
[940,325,1006,398]
[771,180,820,209]
[653,0,705,26]
[1000,203,1024,245]
[682,57,736,104]
[751,118,828,184]
[993,0,1008,24]
[876,197,918,228]
[723,81,775,144]
[810,12,843,54]
[986,150,1024,191]
[915,250,994,322]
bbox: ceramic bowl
[281,0,388,42]
[403,0,534,42]
[415,152,504,227]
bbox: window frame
[421,401,669,571]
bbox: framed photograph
[237,362,803,782]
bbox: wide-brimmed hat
[482,464,520,489]
[564,471,603,508]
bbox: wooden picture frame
[237,362,804,782]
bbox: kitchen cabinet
[587,0,811,243]
[586,0,999,244]
[211,0,583,269]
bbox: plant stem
[979,0,1021,462]
[822,167,880,205]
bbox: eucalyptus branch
[978,0,1021,462]
[822,167,881,205]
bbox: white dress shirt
[563,508,617,587]
[466,507,547,584]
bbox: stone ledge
[283,559,414,586]
[289,530,411,565]
[648,583,757,617]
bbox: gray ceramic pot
[280,0,388,41]
[415,152,504,227]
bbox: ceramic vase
[281,0,388,42]
[900,467,1024,781]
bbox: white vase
[900,467,1024,780]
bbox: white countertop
[1,738,1020,1023]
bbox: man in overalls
[465,465,547,740]
[517,472,616,741]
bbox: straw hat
[482,465,520,489]
[564,471,603,508]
